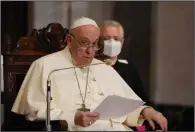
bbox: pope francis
[11,17,167,131]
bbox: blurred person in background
[99,20,149,103]
[98,20,194,131]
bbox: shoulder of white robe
[12,50,71,114]
[106,63,142,101]
[91,58,105,65]
[11,59,42,114]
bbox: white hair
[102,20,124,38]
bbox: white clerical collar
[118,59,128,64]
[110,58,129,65]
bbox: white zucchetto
[70,17,98,29]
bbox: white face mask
[103,39,122,57]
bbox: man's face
[101,25,123,43]
[100,25,124,58]
[67,25,100,66]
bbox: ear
[66,34,72,47]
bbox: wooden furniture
[2,23,68,130]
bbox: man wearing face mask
[99,20,148,103]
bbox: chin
[83,59,93,66]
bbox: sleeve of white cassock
[124,105,150,126]
[109,66,150,127]
[11,59,75,129]
[119,77,150,127]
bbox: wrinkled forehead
[72,25,100,42]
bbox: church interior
[1,1,194,131]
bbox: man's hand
[141,107,168,131]
[74,111,100,127]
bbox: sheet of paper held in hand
[93,95,145,119]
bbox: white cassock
[12,46,149,131]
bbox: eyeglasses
[70,34,101,51]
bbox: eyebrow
[80,36,99,43]
[71,33,99,43]
[79,36,90,41]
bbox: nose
[86,47,94,55]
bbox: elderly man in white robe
[12,17,167,131]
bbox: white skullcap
[70,17,98,29]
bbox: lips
[84,56,92,58]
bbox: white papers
[93,95,145,119]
